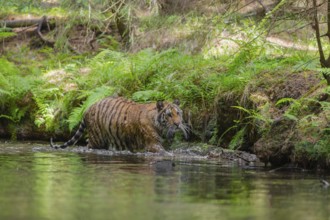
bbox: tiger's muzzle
[166,123,189,141]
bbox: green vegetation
[1,0,330,168]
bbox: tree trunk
[313,0,330,85]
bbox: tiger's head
[156,99,189,141]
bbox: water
[0,141,329,220]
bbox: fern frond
[132,90,165,102]
[232,105,252,114]
[0,88,10,96]
[275,97,297,107]
[228,127,245,150]
[283,113,298,121]
[0,32,16,40]
[0,114,16,122]
[67,106,85,131]
[67,85,115,130]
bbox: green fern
[275,97,298,107]
[67,85,116,131]
[232,105,273,134]
[0,58,20,75]
[0,105,29,124]
[33,96,57,130]
[276,97,304,121]
[228,127,245,150]
[231,105,252,115]
[0,88,10,96]
[316,68,330,77]
[0,32,16,40]
[283,113,298,121]
[132,90,165,102]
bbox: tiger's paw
[158,149,173,157]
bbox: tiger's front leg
[146,144,172,156]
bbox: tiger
[50,97,189,154]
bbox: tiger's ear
[173,99,180,106]
[156,100,164,111]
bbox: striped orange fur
[50,97,188,153]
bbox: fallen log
[0,17,55,28]
[0,16,55,46]
[1,16,88,54]
[0,18,43,28]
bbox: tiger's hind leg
[86,139,93,149]
[86,129,107,149]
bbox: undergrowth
[1,43,316,135]
[281,87,330,166]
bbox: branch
[258,0,288,30]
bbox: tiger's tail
[50,120,86,149]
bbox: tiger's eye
[166,109,172,117]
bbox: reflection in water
[0,143,329,220]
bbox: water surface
[0,141,329,220]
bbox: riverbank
[1,1,329,169]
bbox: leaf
[0,88,10,95]
[317,68,330,76]
[0,114,15,122]
[232,105,251,114]
[0,32,16,40]
[283,113,298,121]
[275,97,296,107]
[229,127,245,150]
[67,85,115,131]
[132,90,165,102]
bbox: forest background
[1,0,330,169]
